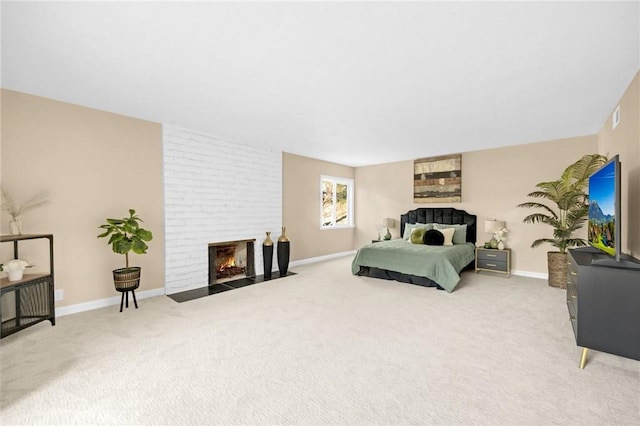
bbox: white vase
[9,219,22,235]
[498,241,505,250]
[7,269,24,281]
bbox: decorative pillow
[418,223,435,232]
[438,227,455,246]
[423,229,444,246]
[410,228,427,244]
[402,223,417,240]
[402,223,434,240]
[434,223,468,244]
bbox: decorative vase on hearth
[262,232,274,279]
[277,226,290,276]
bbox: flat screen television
[588,155,621,262]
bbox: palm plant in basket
[98,209,153,311]
[517,154,606,288]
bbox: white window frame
[320,175,354,229]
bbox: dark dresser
[567,247,640,368]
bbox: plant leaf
[138,229,153,241]
[132,239,148,254]
[113,239,132,255]
[517,202,557,219]
[108,233,124,245]
[562,154,607,186]
[517,153,602,251]
[522,213,553,224]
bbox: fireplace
[208,239,256,285]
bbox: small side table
[475,248,511,277]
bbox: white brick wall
[163,125,282,294]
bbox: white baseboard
[511,270,548,280]
[290,250,357,268]
[55,287,165,317]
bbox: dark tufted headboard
[400,208,477,244]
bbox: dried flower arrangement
[1,186,49,221]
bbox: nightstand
[475,248,511,277]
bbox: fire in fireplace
[208,239,256,285]
[215,244,246,280]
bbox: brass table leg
[579,348,589,369]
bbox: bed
[351,207,477,292]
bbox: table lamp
[383,218,395,240]
[484,219,506,248]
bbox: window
[321,175,354,228]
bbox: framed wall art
[413,154,462,203]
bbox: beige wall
[282,153,355,261]
[1,90,165,306]
[355,135,599,275]
[597,70,640,258]
[6,68,635,304]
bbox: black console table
[567,247,640,368]
[0,234,55,338]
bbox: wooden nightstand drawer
[477,249,508,262]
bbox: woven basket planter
[112,267,141,292]
[547,252,568,289]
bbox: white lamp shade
[484,220,506,234]
[383,218,395,228]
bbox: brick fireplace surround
[163,125,282,295]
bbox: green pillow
[403,223,434,240]
[410,228,427,244]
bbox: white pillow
[402,223,417,240]
[434,223,468,244]
[439,227,455,246]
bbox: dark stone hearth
[167,272,296,303]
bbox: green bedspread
[351,239,476,292]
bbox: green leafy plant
[517,154,607,253]
[98,209,153,269]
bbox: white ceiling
[2,1,639,167]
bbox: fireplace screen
[208,239,256,285]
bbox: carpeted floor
[1,256,638,425]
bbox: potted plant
[97,209,153,311]
[493,227,509,250]
[517,154,607,288]
[1,259,31,281]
